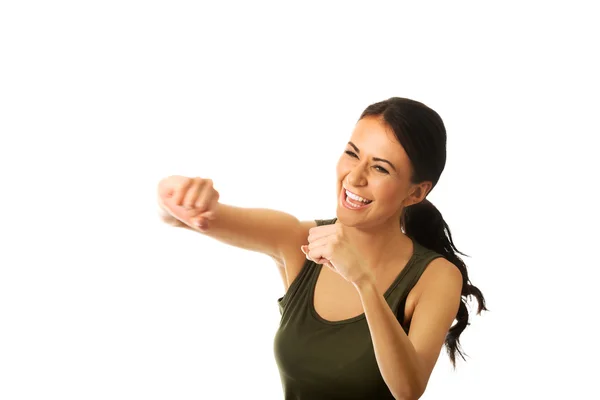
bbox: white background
[1,1,599,399]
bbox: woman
[157,97,486,399]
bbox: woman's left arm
[356,257,463,400]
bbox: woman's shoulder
[414,251,462,295]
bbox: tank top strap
[386,240,445,318]
[316,217,338,226]
[277,218,336,317]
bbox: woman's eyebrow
[348,141,397,172]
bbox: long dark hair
[360,97,487,367]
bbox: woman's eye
[345,151,389,174]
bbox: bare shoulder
[425,257,462,281]
[404,257,462,321]
[278,219,318,292]
[414,257,463,300]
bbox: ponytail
[401,199,487,367]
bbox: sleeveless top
[273,218,444,400]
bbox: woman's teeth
[345,189,372,204]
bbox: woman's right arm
[157,176,306,266]
[181,203,306,264]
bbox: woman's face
[335,116,423,226]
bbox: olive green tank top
[273,218,444,400]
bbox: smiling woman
[275,97,487,399]
[157,97,487,400]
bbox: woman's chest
[313,265,418,325]
[274,318,390,397]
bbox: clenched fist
[157,175,220,231]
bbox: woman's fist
[157,175,220,231]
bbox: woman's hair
[360,97,487,367]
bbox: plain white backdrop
[1,1,598,399]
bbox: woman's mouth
[340,188,373,210]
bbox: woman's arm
[356,257,463,400]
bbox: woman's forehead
[350,120,404,154]
[348,118,412,170]
[352,117,395,140]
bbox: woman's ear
[403,181,432,207]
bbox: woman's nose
[345,168,368,186]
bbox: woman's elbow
[393,381,426,400]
